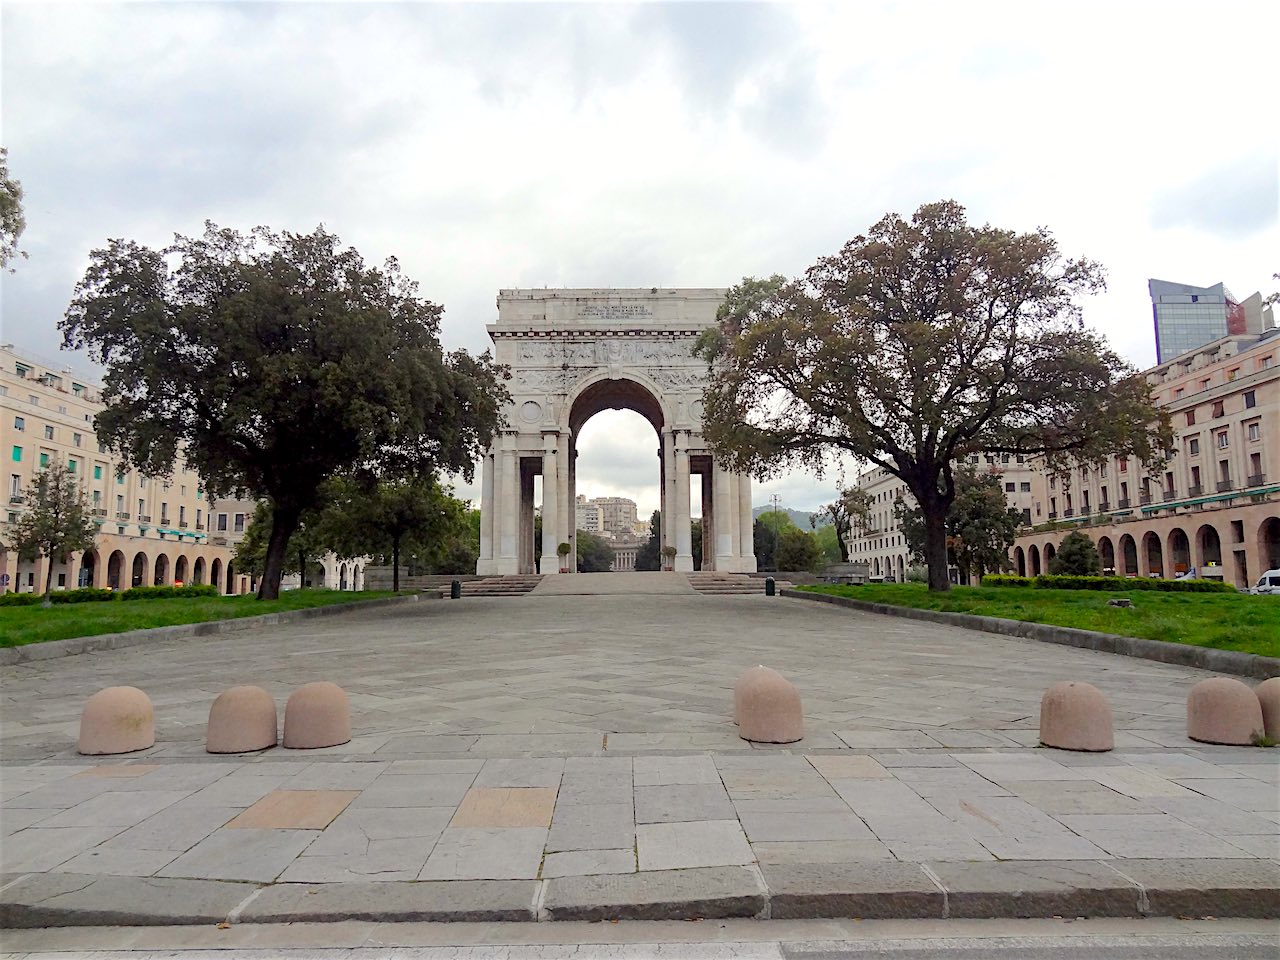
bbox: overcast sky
[2,1,1276,518]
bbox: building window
[161,502,169,523]
[1216,432,1229,450]
[43,425,54,440]
[1199,378,1211,391]
[10,446,20,463]
[1174,388,1184,399]
[1248,422,1261,442]
[1260,355,1273,370]
[234,514,245,533]
[1185,410,1195,426]
[1005,481,1015,492]
[92,489,101,505]
[179,505,186,524]
[217,513,228,532]
[9,474,20,497]
[1188,438,1199,456]
[93,465,102,480]
[1119,458,1128,473]
[1227,367,1240,381]
[73,432,82,447]
[39,452,49,468]
[1020,482,1031,492]
[67,458,76,473]
[12,416,23,431]
[138,498,145,516]
[116,494,124,512]
[1211,400,1224,418]
[1244,390,1256,409]
[116,472,124,484]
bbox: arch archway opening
[1097,537,1115,575]
[1119,535,1138,577]
[174,555,189,586]
[1196,524,1222,569]
[193,556,206,585]
[80,550,98,588]
[1168,528,1190,576]
[1143,531,1163,578]
[107,550,125,591]
[131,552,147,589]
[153,554,170,586]
[1260,517,1280,572]
[211,558,223,595]
[1028,544,1041,576]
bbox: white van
[1251,570,1280,595]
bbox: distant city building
[847,456,1037,583]
[1149,279,1273,364]
[1012,329,1279,588]
[574,494,637,534]
[574,495,602,533]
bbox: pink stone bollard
[78,686,155,755]
[282,681,351,749]
[736,665,803,744]
[206,685,278,754]
[1039,681,1114,752]
[1256,677,1280,740]
[1186,677,1265,746]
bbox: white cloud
[2,1,1276,516]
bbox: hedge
[982,573,1236,593]
[48,587,117,604]
[120,584,219,601]
[0,593,41,607]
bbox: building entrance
[476,289,756,575]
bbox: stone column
[558,434,572,572]
[738,472,757,572]
[498,437,519,574]
[66,552,81,591]
[477,451,495,574]
[674,436,693,572]
[540,433,561,574]
[663,431,676,563]
[714,466,735,570]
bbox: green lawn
[0,590,402,648]
[797,583,1280,659]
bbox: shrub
[980,573,1235,593]
[1049,531,1102,576]
[48,587,117,604]
[121,583,219,601]
[983,574,1032,588]
[0,592,41,606]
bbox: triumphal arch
[476,288,757,575]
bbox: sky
[2,1,1276,518]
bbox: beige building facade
[847,456,1037,582]
[1012,331,1280,588]
[0,347,236,594]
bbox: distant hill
[752,505,829,528]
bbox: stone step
[457,575,545,597]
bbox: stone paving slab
[0,873,255,928]
[541,866,767,921]
[242,880,539,922]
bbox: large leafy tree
[697,201,1171,591]
[576,529,614,573]
[816,487,870,563]
[634,511,662,571]
[896,467,1021,583]
[61,223,508,599]
[2,464,98,600]
[0,147,25,269]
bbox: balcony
[1062,508,1074,518]
[1047,511,1058,519]
[1097,501,1110,513]
[116,512,131,520]
[178,520,188,529]
[1140,493,1153,505]
[91,508,107,517]
[195,522,205,531]
[160,518,169,527]
[1187,485,1203,498]
[8,495,24,505]
[1216,480,1233,493]
[1246,473,1266,488]
[139,514,152,523]
[1117,498,1131,509]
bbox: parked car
[1251,570,1280,595]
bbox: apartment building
[1012,331,1279,588]
[0,346,236,593]
[846,456,1036,582]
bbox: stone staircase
[457,575,544,597]
[686,572,793,595]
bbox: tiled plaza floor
[1,592,1276,903]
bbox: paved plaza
[1,583,1277,924]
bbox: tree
[776,527,823,572]
[61,223,508,599]
[634,510,662,571]
[812,522,842,564]
[0,147,25,269]
[323,476,473,590]
[1050,530,1102,576]
[576,529,614,572]
[696,200,1171,592]
[817,487,870,563]
[1,464,97,600]
[896,467,1020,582]
[234,500,330,585]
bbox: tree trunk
[922,506,951,593]
[257,504,301,601]
[392,534,400,593]
[298,548,306,587]
[42,551,55,605]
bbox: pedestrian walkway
[2,594,1277,926]
[529,572,696,595]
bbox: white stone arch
[477,288,756,576]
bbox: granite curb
[0,595,419,667]
[3,860,1277,927]
[780,588,1280,680]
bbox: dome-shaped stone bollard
[78,686,155,755]
[736,666,804,744]
[206,685,278,754]
[733,665,776,725]
[1039,681,1114,752]
[1187,677,1264,746]
[1256,677,1280,740]
[283,681,351,749]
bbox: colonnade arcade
[476,288,756,576]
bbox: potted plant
[557,542,572,573]
[661,545,677,571]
